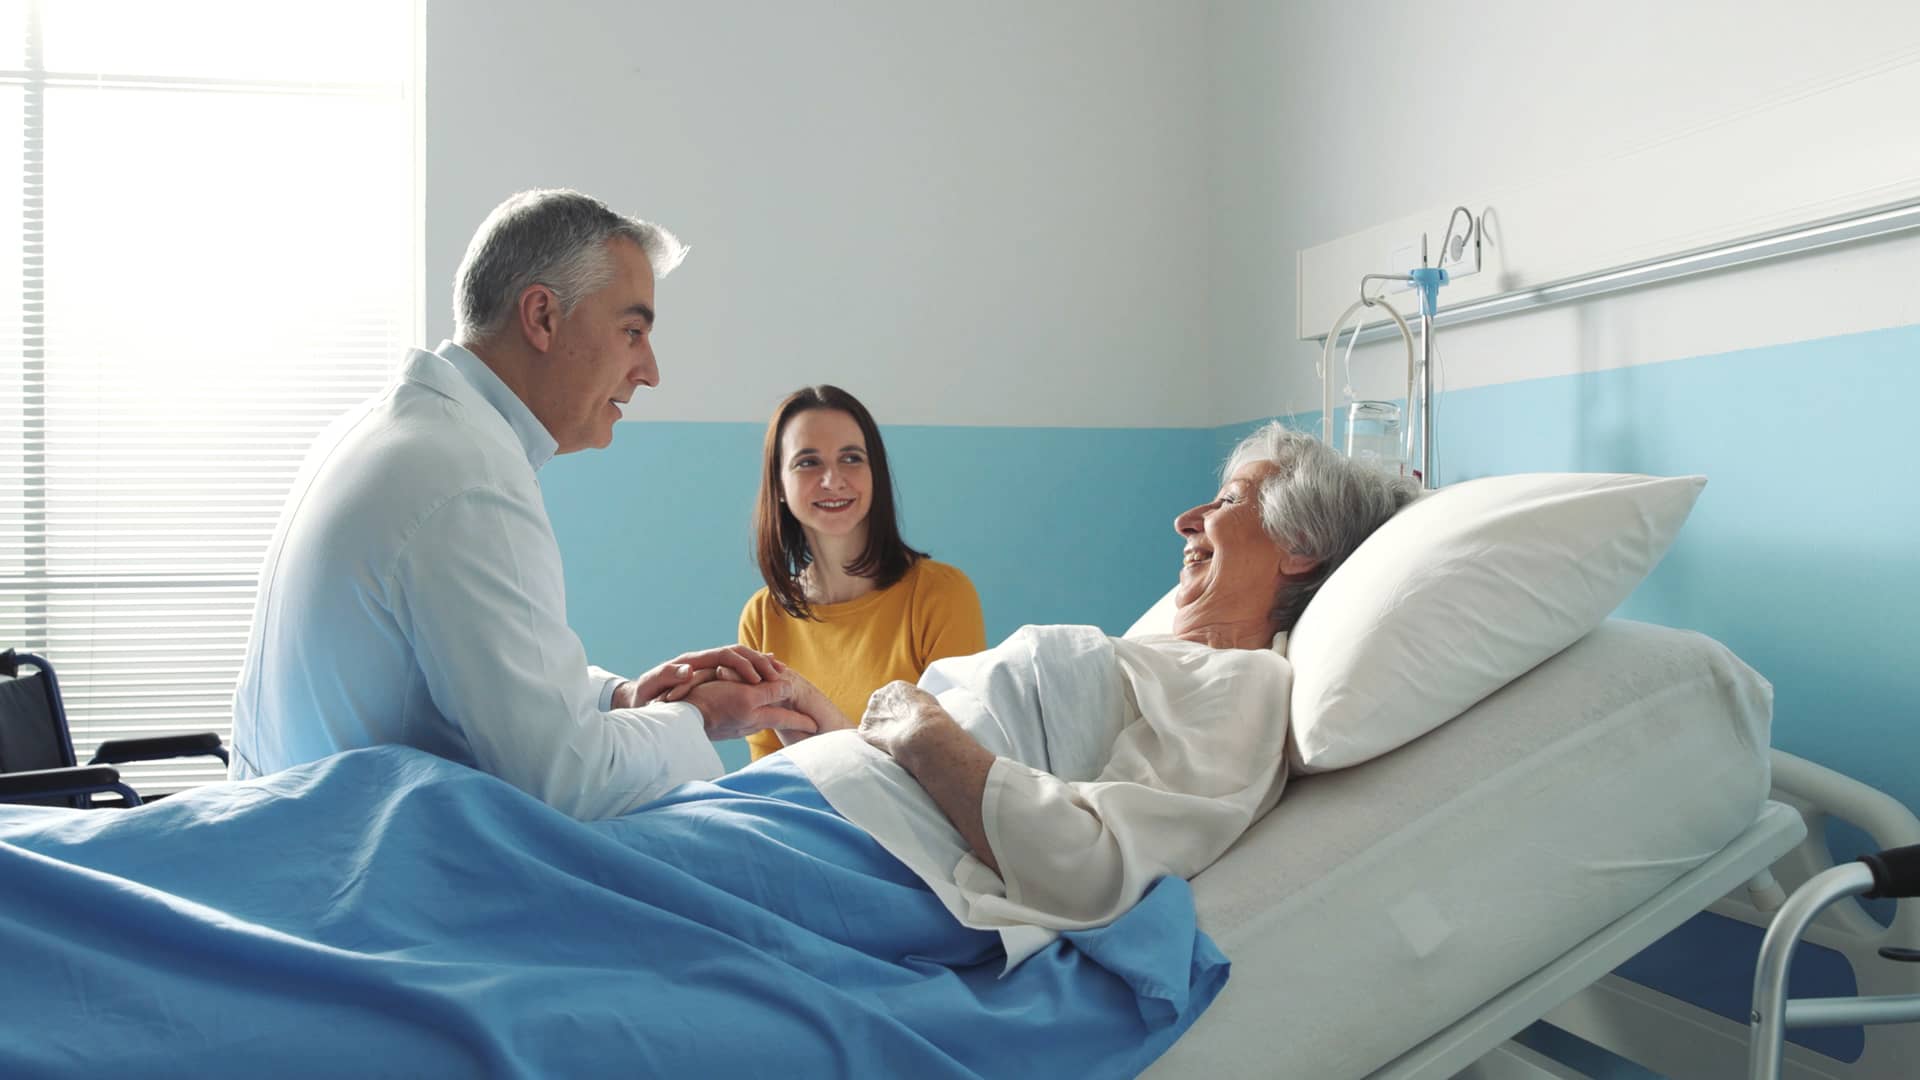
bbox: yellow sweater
[739,559,986,761]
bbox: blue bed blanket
[0,746,1227,1078]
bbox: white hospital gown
[784,625,1293,966]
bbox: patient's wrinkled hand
[858,681,944,758]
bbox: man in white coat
[231,189,812,819]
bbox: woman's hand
[858,681,945,759]
[772,669,855,746]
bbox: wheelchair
[0,648,229,808]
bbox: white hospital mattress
[1145,618,1773,1079]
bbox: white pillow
[1287,471,1705,773]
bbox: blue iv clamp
[1406,265,1449,319]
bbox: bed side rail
[1715,750,1920,958]
[1556,750,1920,1080]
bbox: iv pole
[1335,207,1474,491]
[1356,263,1445,490]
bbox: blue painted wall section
[1432,324,1920,817]
[542,421,1218,769]
[1271,324,1919,813]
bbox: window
[0,0,420,792]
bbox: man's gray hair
[452,189,689,344]
[1225,421,1420,631]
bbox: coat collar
[398,340,559,472]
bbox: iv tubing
[1320,295,1416,461]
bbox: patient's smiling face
[1169,459,1317,646]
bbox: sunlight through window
[1,0,420,792]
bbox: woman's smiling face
[778,408,874,543]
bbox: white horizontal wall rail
[1318,197,1920,346]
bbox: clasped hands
[609,646,847,742]
[613,646,945,754]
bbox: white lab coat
[231,342,721,819]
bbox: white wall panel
[1211,0,1920,423]
[426,0,1215,428]
[1297,57,1920,343]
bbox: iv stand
[1333,208,1473,491]
[1357,255,1447,490]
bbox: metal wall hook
[1439,205,1475,259]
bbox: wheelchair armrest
[0,765,142,806]
[90,732,229,768]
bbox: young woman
[738,385,985,762]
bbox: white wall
[425,1,1920,427]
[1210,0,1920,421]
[425,0,1216,428]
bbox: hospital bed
[7,618,1900,1076]
[1149,617,1800,1079]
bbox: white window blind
[1,0,420,793]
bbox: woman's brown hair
[753,385,926,620]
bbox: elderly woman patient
[739,422,1417,957]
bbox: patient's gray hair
[453,189,689,344]
[1225,422,1420,631]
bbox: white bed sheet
[1145,618,1774,1079]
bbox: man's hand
[858,680,945,759]
[611,645,785,709]
[682,675,818,742]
